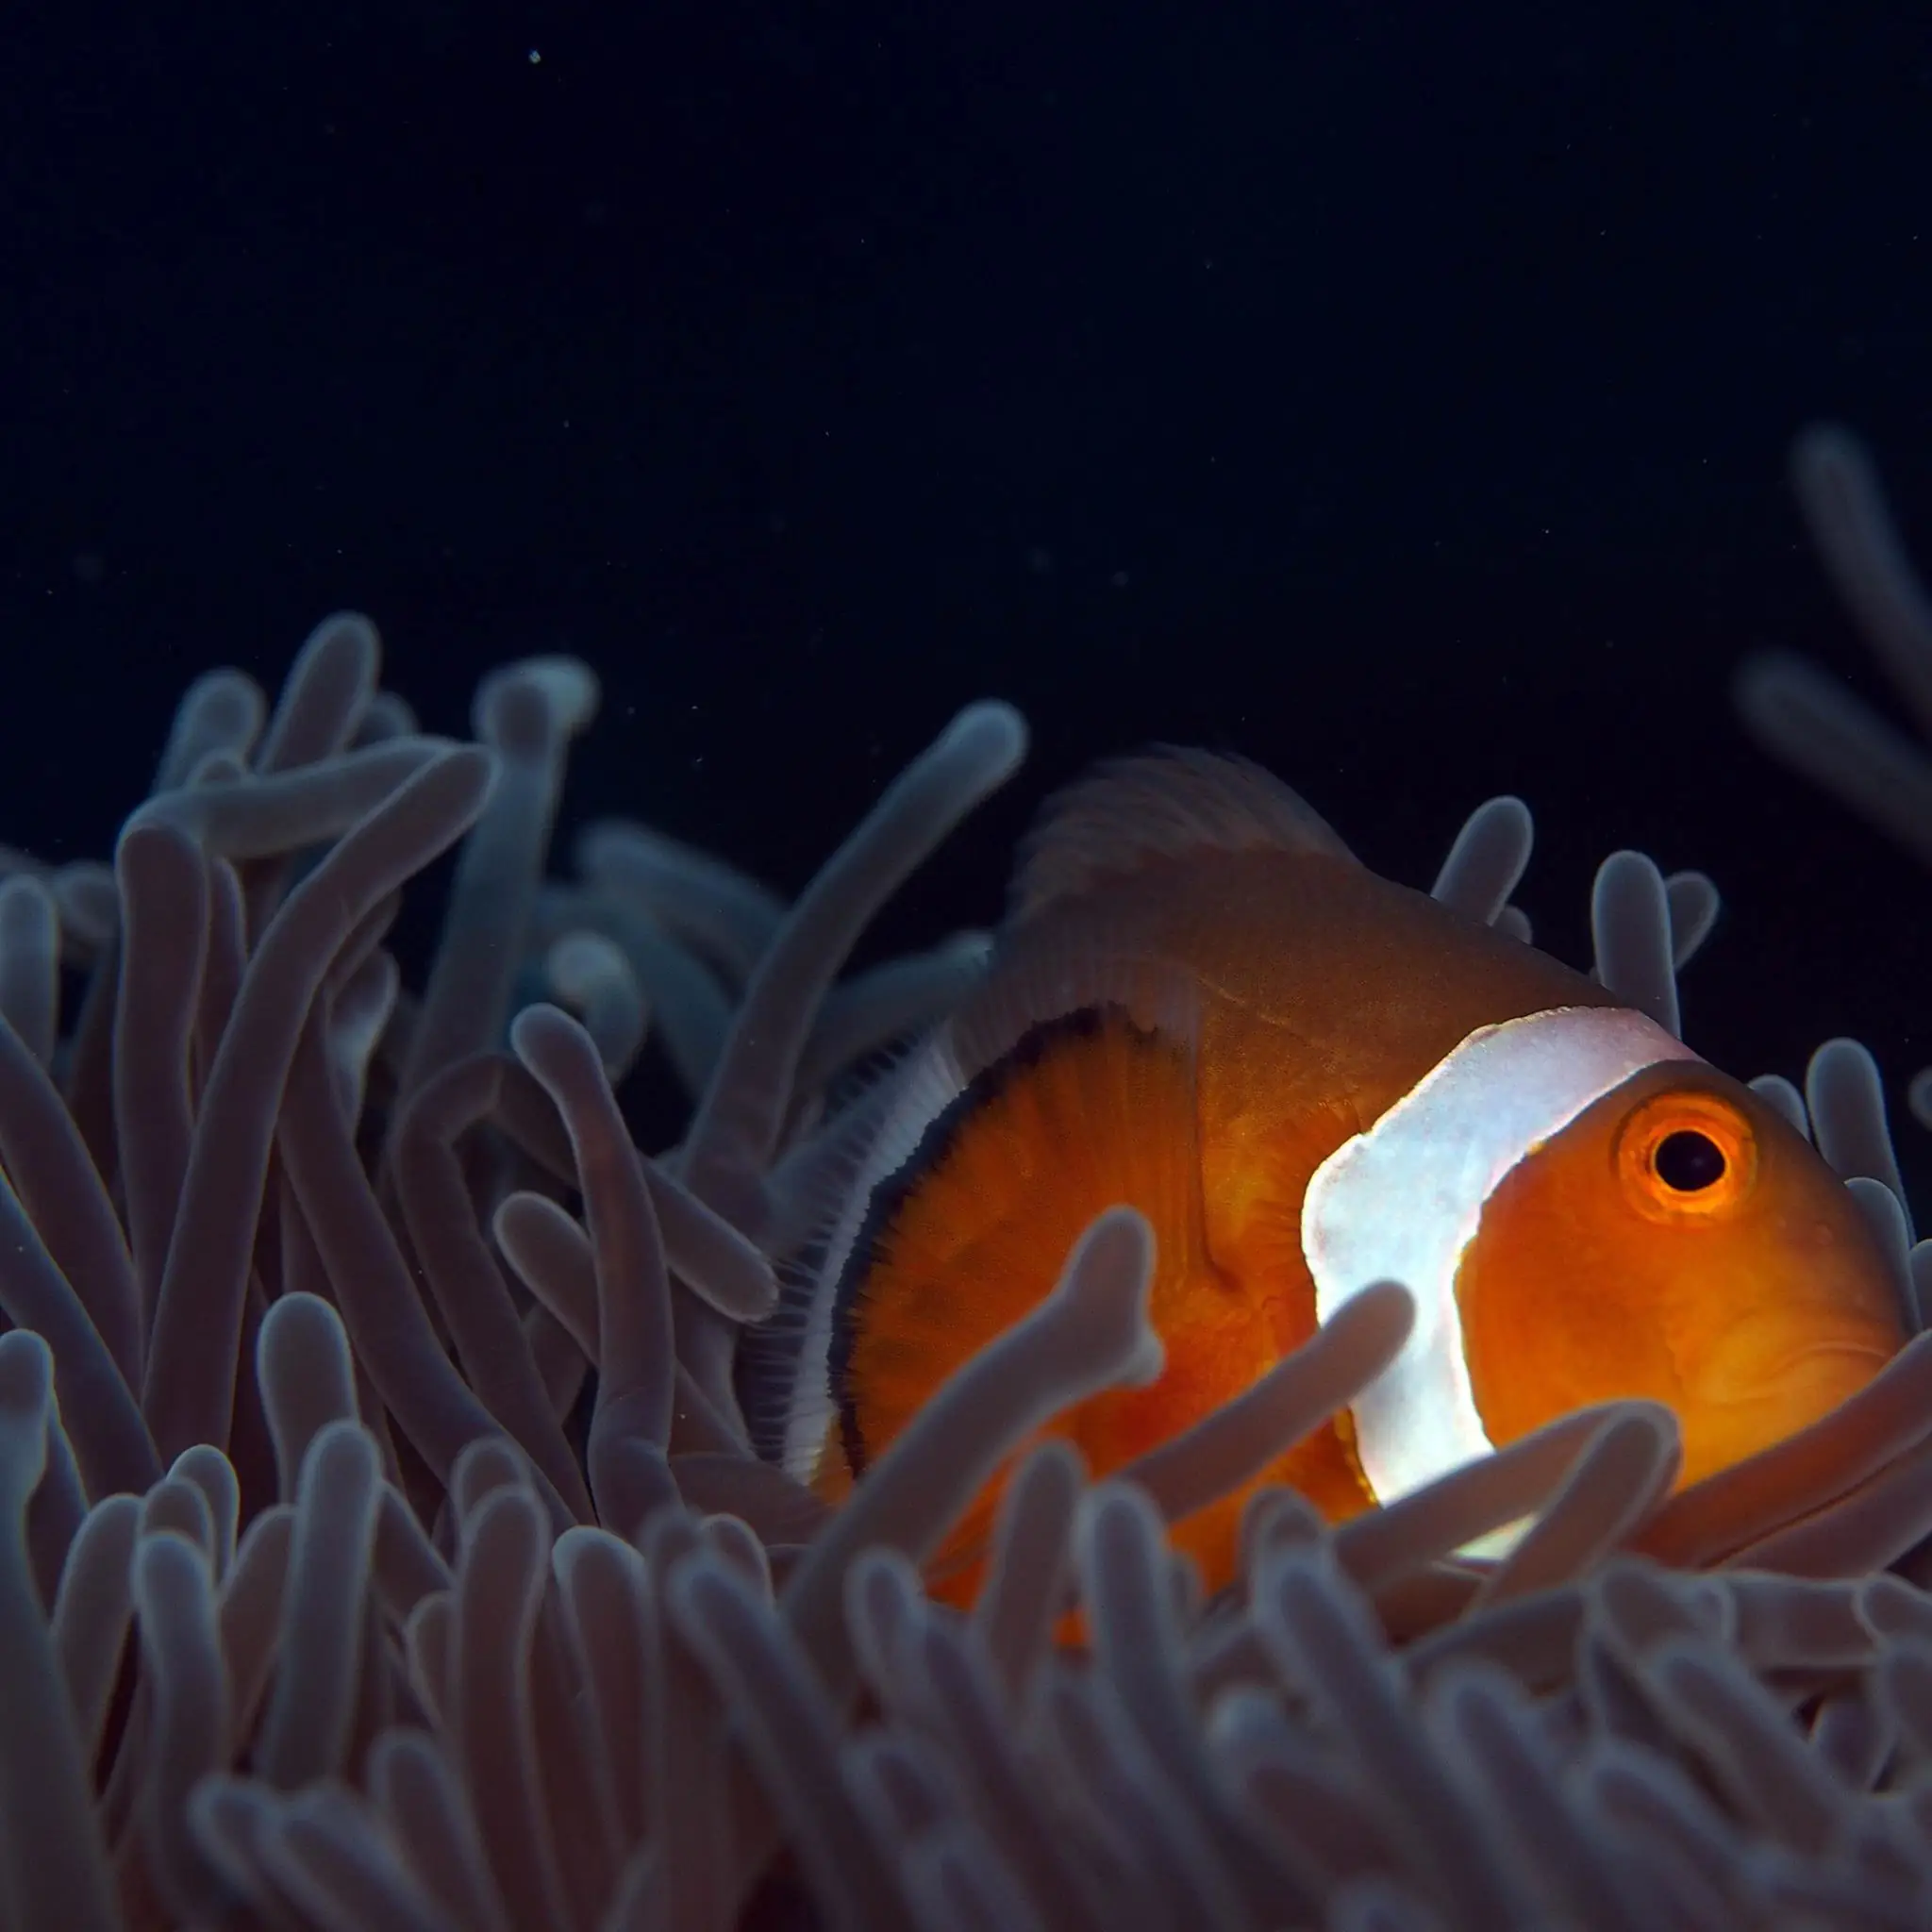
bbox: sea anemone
[5,436,1932,1931]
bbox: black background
[4,0,1930,1185]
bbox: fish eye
[1653,1127,1726,1193]
[1614,1088,1757,1222]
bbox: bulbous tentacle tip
[944,699,1029,776]
[1054,1204,1163,1389]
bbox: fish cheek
[1454,1139,1687,1450]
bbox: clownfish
[766,749,1907,1596]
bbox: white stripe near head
[1303,1006,1699,1507]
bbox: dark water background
[3,1,1929,1187]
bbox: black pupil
[1654,1129,1726,1192]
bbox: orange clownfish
[769,749,1908,1598]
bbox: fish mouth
[1701,1337,1896,1408]
[1678,1332,1899,1487]
[1756,1339,1896,1379]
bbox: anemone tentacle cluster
[1,430,1931,1929]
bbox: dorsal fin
[1011,746,1357,921]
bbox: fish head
[1457,1059,1908,1488]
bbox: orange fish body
[771,753,1907,1600]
